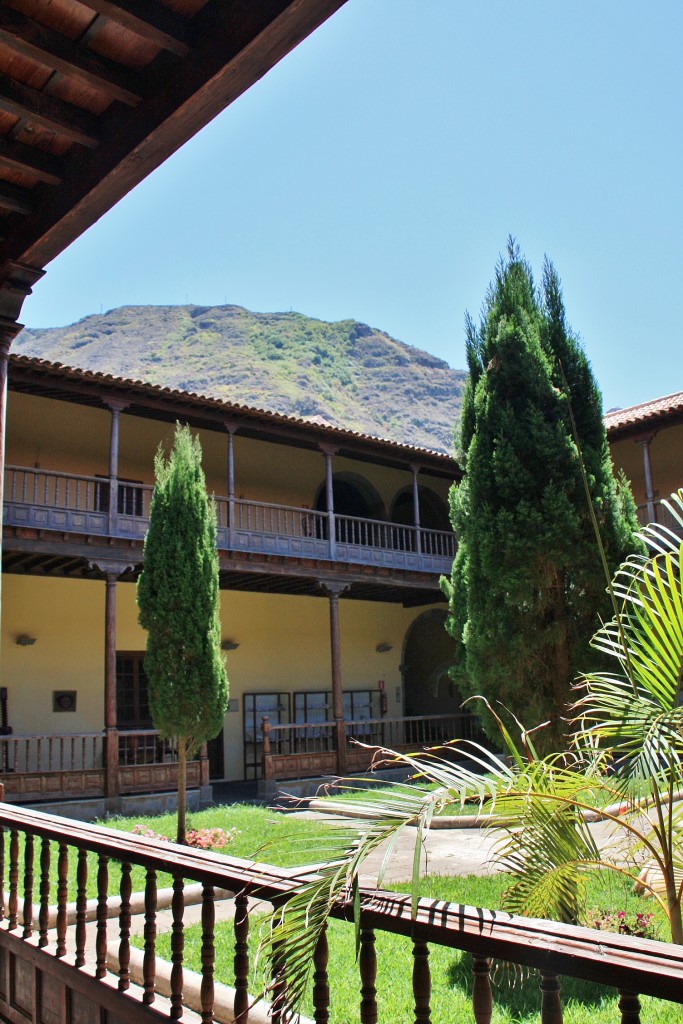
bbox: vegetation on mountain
[441,242,642,752]
[17,304,465,453]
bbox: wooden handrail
[0,801,682,1018]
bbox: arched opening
[401,610,476,741]
[314,472,386,521]
[391,486,450,532]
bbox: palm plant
[258,490,683,1015]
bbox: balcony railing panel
[262,712,486,780]
[5,464,455,572]
[0,803,682,1024]
[637,499,683,535]
[0,729,199,802]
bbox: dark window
[116,652,151,728]
[96,478,144,517]
[243,692,291,780]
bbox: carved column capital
[88,559,136,578]
[104,398,130,414]
[0,261,45,339]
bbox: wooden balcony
[4,465,455,575]
[0,730,201,805]
[0,802,681,1024]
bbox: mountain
[16,304,465,454]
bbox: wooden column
[321,582,349,775]
[226,424,236,546]
[106,400,128,533]
[411,464,422,555]
[104,572,119,798]
[321,445,337,560]
[636,433,657,523]
[90,559,133,802]
[0,262,45,694]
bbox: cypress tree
[442,240,641,752]
[137,424,228,842]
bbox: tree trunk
[177,739,187,845]
[666,869,683,944]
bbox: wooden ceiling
[0,0,347,321]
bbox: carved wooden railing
[261,712,487,781]
[0,803,681,1024]
[0,731,200,803]
[5,465,455,571]
[636,499,683,534]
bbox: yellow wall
[610,425,683,506]
[3,572,441,781]
[7,391,451,520]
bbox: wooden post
[261,716,272,779]
[321,445,337,560]
[636,434,657,523]
[199,742,210,788]
[0,262,44,701]
[104,572,119,799]
[106,400,128,532]
[322,582,348,775]
[411,464,422,555]
[226,423,236,546]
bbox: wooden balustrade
[5,464,455,570]
[262,712,488,780]
[0,804,682,1024]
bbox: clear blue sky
[21,1,682,413]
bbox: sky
[20,1,683,414]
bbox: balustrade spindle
[359,927,377,1024]
[412,937,431,1024]
[70,737,76,771]
[22,832,34,939]
[8,829,19,930]
[118,862,132,991]
[38,838,50,947]
[65,477,71,509]
[233,892,250,1024]
[56,843,69,957]
[618,990,641,1024]
[60,737,65,772]
[170,875,185,1019]
[95,855,109,979]
[42,473,48,505]
[74,848,88,966]
[143,868,157,1004]
[48,737,53,772]
[472,956,493,1024]
[312,925,330,1024]
[36,737,42,773]
[200,883,215,1023]
[539,971,562,1024]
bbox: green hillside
[16,304,464,453]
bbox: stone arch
[401,609,462,718]
[390,485,450,532]
[314,471,386,521]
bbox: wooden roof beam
[0,80,99,148]
[0,138,63,186]
[0,182,34,217]
[0,9,142,108]
[77,0,190,57]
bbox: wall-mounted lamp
[16,634,36,647]
[375,642,392,653]
[221,640,240,651]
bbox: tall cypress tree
[137,424,228,842]
[442,240,641,752]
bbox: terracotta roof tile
[8,353,455,465]
[604,391,683,435]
